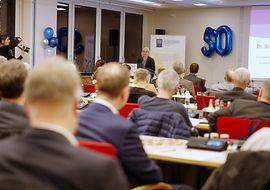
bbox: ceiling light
[57,3,68,7]
[128,0,162,6]
[194,3,207,6]
[57,8,66,11]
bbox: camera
[17,44,30,53]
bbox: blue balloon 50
[201,25,233,57]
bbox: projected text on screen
[248,7,270,79]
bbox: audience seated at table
[76,63,161,188]
[172,61,195,101]
[76,63,192,190]
[214,67,256,102]
[184,62,206,93]
[207,69,234,95]
[128,68,156,103]
[0,57,128,190]
[207,69,254,96]
[207,78,270,132]
[138,69,193,128]
[0,59,29,139]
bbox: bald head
[233,67,251,88]
[95,62,130,98]
[134,68,150,84]
[0,59,28,99]
[172,61,185,75]
[25,57,81,105]
[158,69,179,91]
[224,69,234,83]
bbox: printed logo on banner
[156,39,163,48]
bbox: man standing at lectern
[137,47,156,78]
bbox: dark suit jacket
[202,151,270,190]
[76,103,161,188]
[128,87,156,103]
[184,73,206,92]
[0,40,20,60]
[215,87,257,102]
[0,128,128,190]
[207,99,270,132]
[0,101,29,139]
[137,57,156,75]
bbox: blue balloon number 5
[201,25,233,57]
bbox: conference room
[0,0,270,189]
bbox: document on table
[189,118,208,127]
[144,145,227,164]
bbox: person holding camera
[0,35,24,60]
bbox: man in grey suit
[208,78,270,132]
[0,59,29,139]
[215,67,256,102]
[184,62,206,92]
[0,57,128,190]
[172,61,195,101]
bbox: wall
[16,0,57,66]
[16,0,35,66]
[34,0,57,65]
[147,7,251,86]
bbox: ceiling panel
[102,0,270,9]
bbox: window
[0,0,16,38]
[74,5,96,73]
[101,9,120,62]
[57,2,69,58]
[124,13,143,63]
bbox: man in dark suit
[137,47,155,78]
[128,68,156,103]
[184,62,206,92]
[76,63,162,188]
[0,57,128,190]
[207,78,270,132]
[0,59,29,139]
[215,67,256,102]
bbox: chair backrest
[202,79,206,85]
[216,116,270,139]
[83,84,95,93]
[132,182,172,190]
[119,103,139,118]
[194,85,200,96]
[196,94,215,110]
[78,141,117,159]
